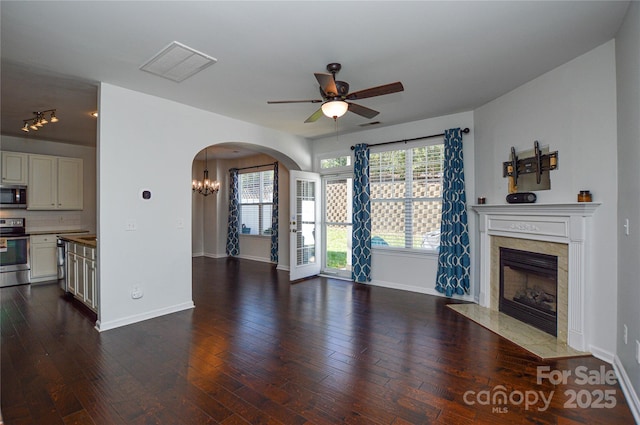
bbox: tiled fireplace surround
[473,203,600,352]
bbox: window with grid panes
[369,143,444,250]
[239,170,274,236]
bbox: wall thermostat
[141,190,151,200]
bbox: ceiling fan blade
[348,102,379,119]
[267,99,323,104]
[304,108,324,123]
[315,72,338,97]
[346,82,404,100]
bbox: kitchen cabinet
[1,151,28,185]
[28,154,83,210]
[30,234,58,282]
[66,241,97,312]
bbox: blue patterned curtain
[436,128,470,296]
[270,163,279,263]
[226,168,240,256]
[352,144,372,283]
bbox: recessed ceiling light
[140,41,217,83]
[91,112,98,117]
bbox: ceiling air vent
[359,121,381,127]
[140,41,217,82]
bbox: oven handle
[0,236,29,241]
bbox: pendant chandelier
[192,148,220,196]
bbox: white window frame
[316,151,353,175]
[369,138,444,254]
[238,169,274,237]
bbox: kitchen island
[59,234,97,312]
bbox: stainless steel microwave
[0,185,27,209]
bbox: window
[239,170,274,236]
[369,143,444,250]
[320,155,351,170]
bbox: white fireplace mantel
[471,203,600,352]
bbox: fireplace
[499,248,558,336]
[472,203,599,351]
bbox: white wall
[312,111,475,299]
[97,83,310,331]
[191,158,206,256]
[474,41,618,358]
[615,1,640,419]
[0,135,97,232]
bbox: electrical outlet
[125,219,137,231]
[636,340,640,365]
[624,324,628,344]
[624,218,630,236]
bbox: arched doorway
[190,142,301,270]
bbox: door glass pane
[324,177,353,273]
[326,224,352,270]
[296,180,316,266]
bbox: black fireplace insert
[499,247,558,336]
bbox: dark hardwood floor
[1,257,635,424]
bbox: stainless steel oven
[0,218,30,287]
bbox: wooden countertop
[59,234,97,248]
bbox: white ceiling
[0,1,630,150]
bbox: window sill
[239,234,271,239]
[372,246,439,259]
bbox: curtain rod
[231,161,278,171]
[350,127,470,150]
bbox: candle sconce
[503,141,558,193]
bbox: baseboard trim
[369,278,475,302]
[203,252,227,259]
[237,254,273,264]
[613,355,640,424]
[589,345,615,364]
[95,301,195,332]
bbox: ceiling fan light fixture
[321,100,348,119]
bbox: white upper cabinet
[28,154,83,210]
[1,151,28,185]
[57,157,83,210]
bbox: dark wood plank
[1,257,635,424]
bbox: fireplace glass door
[499,247,558,336]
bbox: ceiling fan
[267,63,404,123]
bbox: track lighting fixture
[21,109,59,133]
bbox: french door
[289,171,321,281]
[322,174,353,279]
